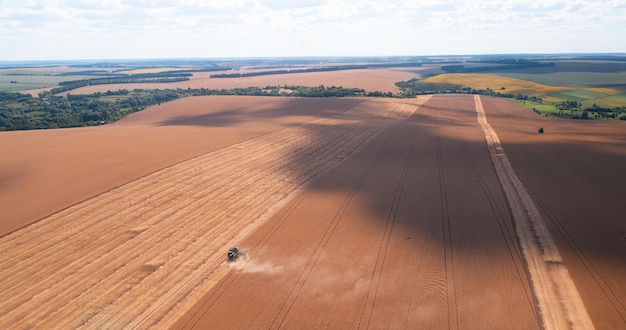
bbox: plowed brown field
[1,94,624,329]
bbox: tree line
[5,78,623,131]
[46,74,191,95]
[0,89,183,130]
[560,103,626,120]
[394,78,542,101]
[395,78,626,120]
[0,85,369,131]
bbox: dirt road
[475,95,593,329]
[481,96,626,329]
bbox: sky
[1,0,625,61]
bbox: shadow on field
[282,94,521,252]
[277,93,626,303]
[218,94,626,261]
[497,61,626,74]
[157,97,363,127]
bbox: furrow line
[364,123,417,328]
[436,126,459,330]
[463,135,539,322]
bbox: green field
[0,74,94,92]
[516,100,580,117]
[594,93,626,107]
[424,59,626,119]
[516,99,626,120]
[494,61,626,89]
[516,100,559,115]
[498,71,626,89]
[0,66,118,92]
[549,90,608,101]
[604,93,626,102]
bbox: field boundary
[474,95,594,329]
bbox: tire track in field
[358,119,417,329]
[474,95,594,330]
[435,127,460,330]
[352,129,399,329]
[403,194,437,328]
[181,106,412,329]
[155,103,417,330]
[35,102,400,328]
[3,102,376,328]
[268,101,426,330]
[462,137,540,324]
[122,105,400,328]
[527,189,626,323]
[0,98,424,329]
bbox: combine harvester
[227,247,248,263]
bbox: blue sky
[1,0,625,61]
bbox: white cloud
[0,0,624,60]
[258,0,325,10]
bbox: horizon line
[1,52,626,65]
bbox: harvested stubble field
[0,94,624,329]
